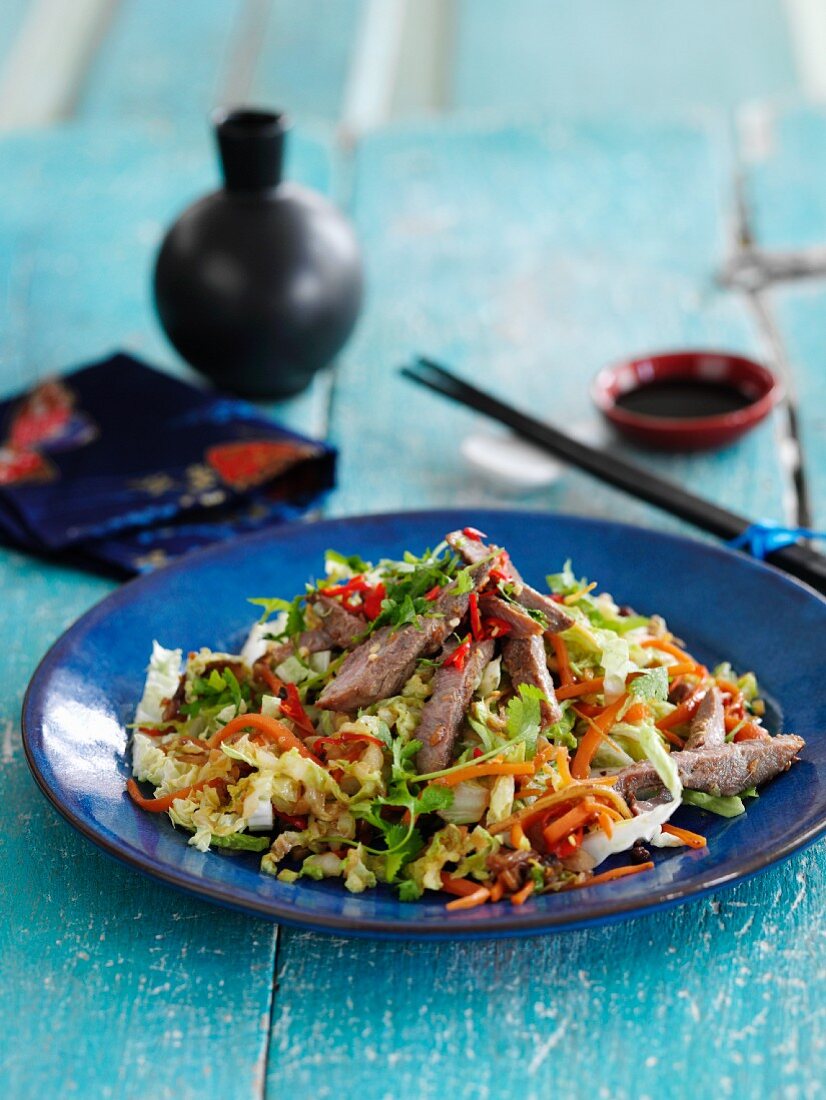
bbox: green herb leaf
[248,596,292,622]
[454,566,474,594]
[505,683,545,754]
[397,878,423,901]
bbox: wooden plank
[742,104,826,525]
[268,849,821,1099]
[325,119,786,531]
[77,0,245,131]
[452,0,798,117]
[0,0,114,131]
[252,0,363,124]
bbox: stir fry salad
[128,528,804,909]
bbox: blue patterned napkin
[0,353,335,575]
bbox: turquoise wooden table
[0,4,823,1098]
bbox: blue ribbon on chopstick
[729,522,826,560]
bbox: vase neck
[213,108,288,193]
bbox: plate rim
[21,508,826,937]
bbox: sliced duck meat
[310,594,366,649]
[502,635,562,726]
[316,562,493,712]
[415,639,495,773]
[445,529,573,633]
[479,593,543,637]
[613,734,805,808]
[684,687,725,751]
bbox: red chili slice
[462,527,487,541]
[274,809,308,830]
[469,592,483,640]
[552,827,583,859]
[482,617,513,639]
[280,683,316,736]
[442,636,472,671]
[362,582,386,620]
[424,585,442,601]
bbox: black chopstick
[401,357,826,595]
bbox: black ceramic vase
[153,109,363,398]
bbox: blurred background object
[153,108,363,398]
[2,0,826,134]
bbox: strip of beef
[613,734,805,808]
[266,628,331,668]
[513,584,574,634]
[479,593,543,637]
[309,594,366,649]
[415,639,495,773]
[316,561,493,712]
[684,686,725,751]
[502,635,562,726]
[446,529,573,633]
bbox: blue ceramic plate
[22,510,826,939]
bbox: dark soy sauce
[615,379,753,419]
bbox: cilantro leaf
[414,784,454,815]
[248,596,292,622]
[391,737,422,781]
[398,878,423,901]
[505,683,545,754]
[454,566,474,594]
[249,593,306,636]
[179,666,250,718]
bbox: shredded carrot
[596,809,614,839]
[622,702,648,724]
[510,880,535,906]
[641,638,706,675]
[550,633,573,686]
[586,860,654,886]
[715,678,742,697]
[488,782,631,835]
[127,777,221,813]
[661,823,707,849]
[489,878,505,903]
[556,677,605,701]
[733,722,765,742]
[532,743,554,772]
[657,685,707,732]
[571,695,628,780]
[446,886,491,911]
[541,801,597,849]
[666,662,698,678]
[510,822,527,849]
[207,712,321,762]
[434,760,534,787]
[641,637,694,663]
[439,872,483,897]
[554,746,572,786]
